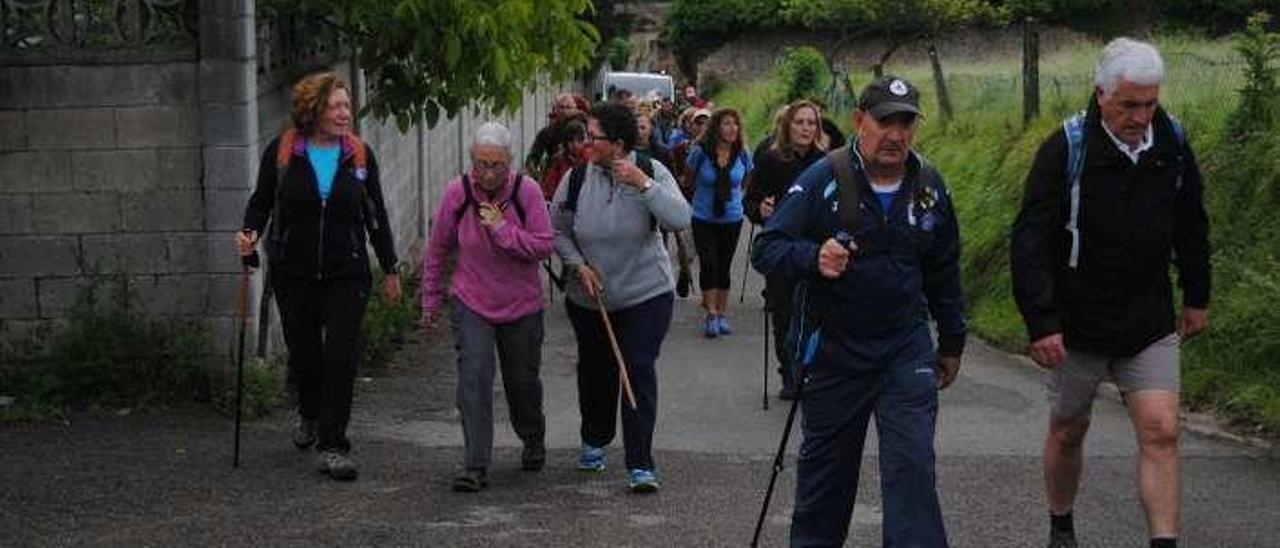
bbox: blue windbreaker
[750,145,967,371]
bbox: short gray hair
[472,121,511,151]
[1094,37,1164,96]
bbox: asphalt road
[3,239,1278,547]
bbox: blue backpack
[1060,111,1186,269]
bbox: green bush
[1228,12,1280,137]
[0,275,215,421]
[604,36,632,70]
[214,355,286,420]
[50,276,213,407]
[359,271,420,372]
[775,46,832,103]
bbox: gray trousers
[450,298,547,471]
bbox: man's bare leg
[1127,390,1181,539]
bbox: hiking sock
[1150,538,1176,548]
[1050,510,1074,534]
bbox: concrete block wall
[0,60,207,349]
[0,0,571,365]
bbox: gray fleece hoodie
[552,153,692,311]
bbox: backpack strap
[565,164,588,214]
[458,173,528,226]
[267,129,301,254]
[1062,110,1188,271]
[1167,115,1188,191]
[456,174,477,225]
[1062,110,1087,269]
[636,155,658,232]
[343,133,367,170]
[509,176,526,225]
[826,145,863,238]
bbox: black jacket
[744,144,825,225]
[1011,100,1210,356]
[243,134,398,281]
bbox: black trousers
[691,218,743,291]
[764,271,796,390]
[566,292,673,471]
[273,272,370,453]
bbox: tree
[604,36,633,70]
[263,0,599,130]
[781,0,1005,118]
[783,0,1007,74]
[666,0,783,83]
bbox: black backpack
[563,155,658,231]
[454,174,527,226]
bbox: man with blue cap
[753,75,967,547]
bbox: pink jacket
[421,171,554,323]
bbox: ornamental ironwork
[0,0,196,55]
[255,10,348,90]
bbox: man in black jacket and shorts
[1011,38,1211,548]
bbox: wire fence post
[1023,17,1041,126]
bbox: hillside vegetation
[716,26,1280,434]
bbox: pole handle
[240,229,260,269]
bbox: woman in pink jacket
[421,122,556,492]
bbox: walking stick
[591,289,638,411]
[233,233,259,468]
[738,223,757,304]
[750,374,805,547]
[762,308,770,411]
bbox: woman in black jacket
[743,99,828,400]
[237,70,401,481]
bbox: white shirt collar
[1100,121,1154,164]
[870,180,902,193]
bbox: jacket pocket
[269,227,291,260]
[348,228,361,259]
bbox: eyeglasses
[473,160,509,173]
[585,133,611,143]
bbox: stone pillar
[199,0,262,362]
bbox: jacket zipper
[317,199,326,280]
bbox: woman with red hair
[237,70,401,481]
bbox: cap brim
[868,102,921,120]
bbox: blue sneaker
[578,444,606,471]
[716,314,732,335]
[627,468,660,493]
[703,314,718,338]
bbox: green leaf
[444,32,462,69]
[425,101,440,127]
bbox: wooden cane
[592,289,638,411]
[234,237,259,468]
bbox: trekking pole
[592,289,639,411]
[233,231,260,468]
[750,373,805,547]
[762,307,770,411]
[738,223,757,304]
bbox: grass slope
[715,34,1280,434]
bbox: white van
[601,71,675,102]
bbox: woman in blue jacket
[685,108,753,337]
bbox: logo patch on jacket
[354,167,368,182]
[908,185,940,231]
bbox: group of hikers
[236,36,1210,548]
